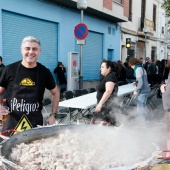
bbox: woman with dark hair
[94,60,118,125]
[129,58,150,122]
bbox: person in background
[129,58,151,122]
[140,57,143,64]
[54,62,67,93]
[117,60,127,85]
[0,36,60,136]
[144,57,157,87]
[112,61,119,80]
[160,59,169,83]
[0,56,5,77]
[124,58,136,83]
[160,60,170,158]
[154,60,163,98]
[94,60,118,126]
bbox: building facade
[120,0,167,62]
[165,15,170,59]
[0,0,127,88]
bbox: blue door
[108,49,114,61]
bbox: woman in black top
[94,60,118,125]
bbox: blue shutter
[76,31,103,80]
[2,10,58,77]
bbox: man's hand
[44,115,58,125]
[160,84,166,93]
[132,82,136,86]
[133,91,138,96]
[0,106,10,120]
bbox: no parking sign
[74,23,88,40]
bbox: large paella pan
[0,124,164,170]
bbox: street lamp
[77,0,88,89]
[143,27,149,63]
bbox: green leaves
[162,0,170,31]
[162,0,170,16]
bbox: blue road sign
[74,23,88,40]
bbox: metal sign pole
[143,27,149,64]
[79,9,84,89]
[144,32,147,64]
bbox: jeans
[137,93,149,121]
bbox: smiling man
[0,36,60,136]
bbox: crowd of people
[109,57,169,98]
[95,58,170,158]
[106,57,170,122]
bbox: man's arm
[0,86,9,119]
[50,86,60,114]
[160,83,166,93]
[44,86,60,125]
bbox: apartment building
[120,0,167,62]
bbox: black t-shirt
[0,61,56,110]
[97,72,118,103]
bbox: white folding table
[59,92,97,109]
[58,83,136,123]
[59,92,97,123]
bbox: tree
[162,0,170,32]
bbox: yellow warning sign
[11,114,33,136]
[151,164,170,170]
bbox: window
[151,46,157,61]
[128,0,132,21]
[108,27,111,34]
[162,27,164,34]
[112,28,115,35]
[140,0,146,31]
[108,27,115,35]
[153,4,157,31]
